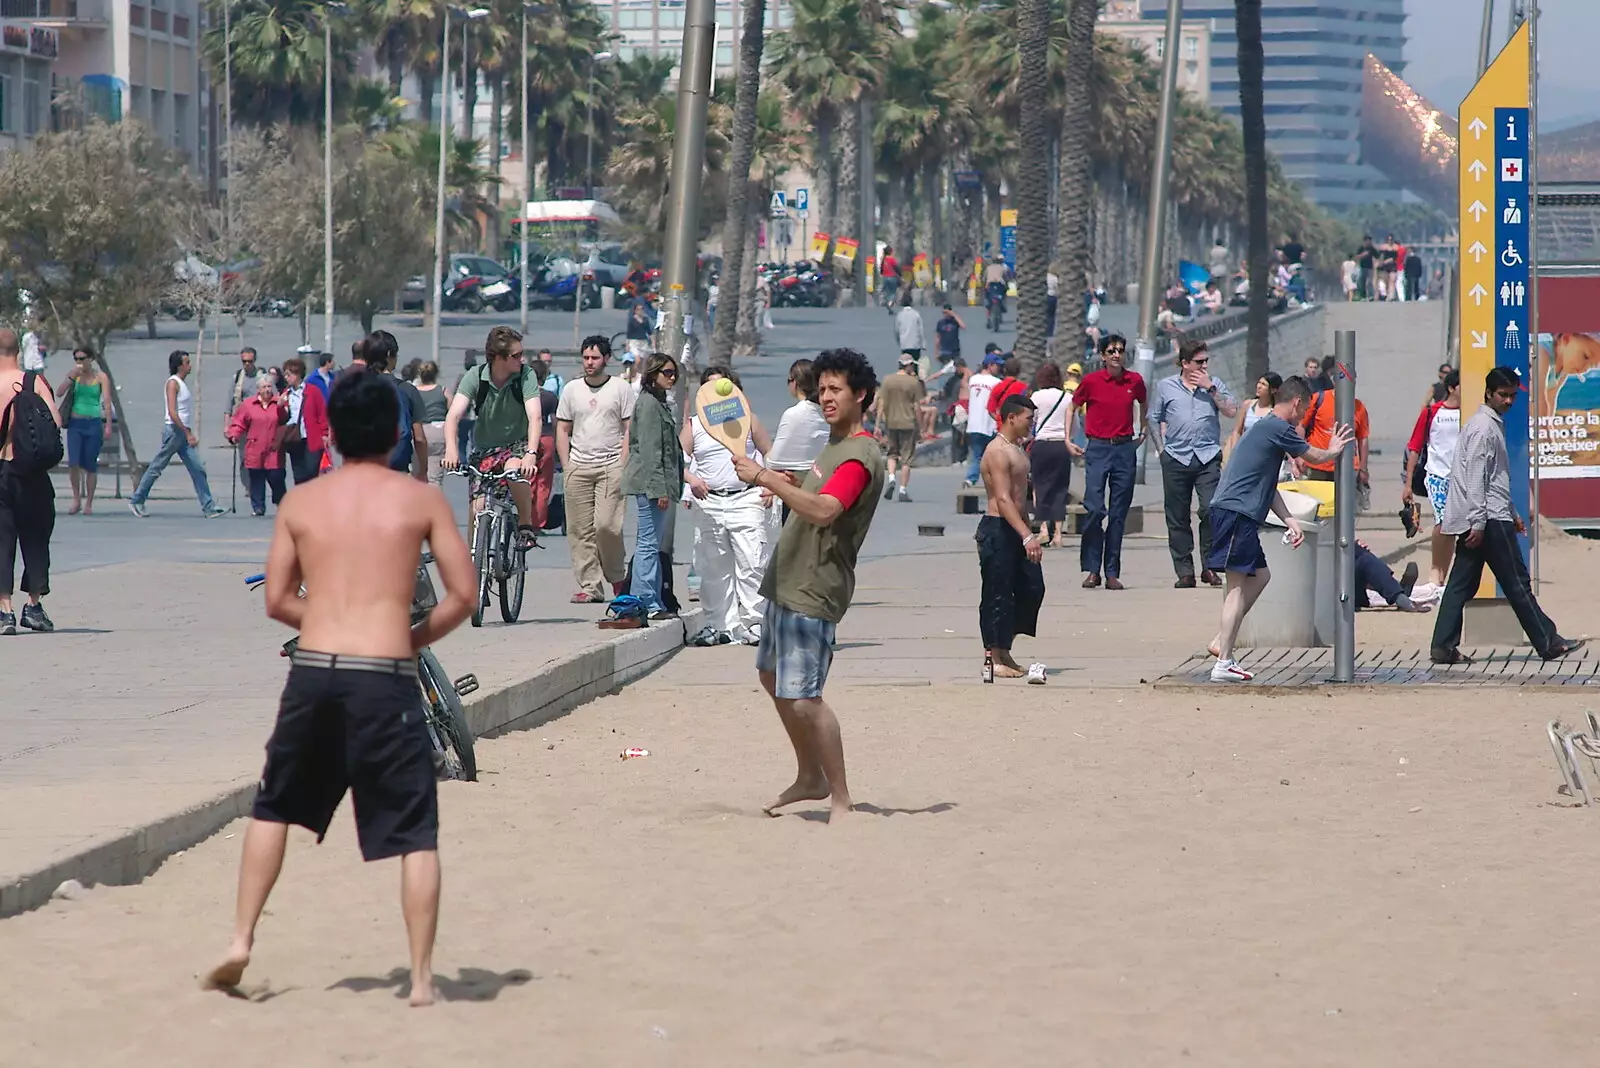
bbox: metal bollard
[1332,330,1357,683]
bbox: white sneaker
[1025,662,1047,685]
[1210,658,1254,682]
[1410,582,1442,604]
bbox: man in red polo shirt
[1066,333,1146,589]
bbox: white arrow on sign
[1467,200,1488,222]
[1468,240,1489,263]
[1470,330,1489,349]
[1468,116,1488,140]
[1469,282,1489,306]
[1468,159,1489,181]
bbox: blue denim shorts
[755,600,836,699]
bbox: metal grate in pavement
[1154,646,1600,690]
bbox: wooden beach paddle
[693,377,754,454]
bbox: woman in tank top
[413,361,451,471]
[55,347,113,515]
[1226,371,1282,455]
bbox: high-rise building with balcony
[14,0,208,168]
[0,16,58,152]
[1136,0,1407,207]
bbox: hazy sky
[1404,0,1600,129]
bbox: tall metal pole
[660,0,716,366]
[1332,329,1357,682]
[223,0,232,256]
[430,6,452,362]
[1478,0,1496,75]
[1132,0,1184,484]
[856,96,875,309]
[323,10,335,359]
[1528,2,1541,588]
[520,5,530,334]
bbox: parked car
[400,254,515,312]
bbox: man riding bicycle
[442,326,543,548]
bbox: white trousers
[695,487,771,638]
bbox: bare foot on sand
[828,799,855,824]
[993,663,1025,678]
[201,945,251,991]
[764,776,830,816]
[409,975,438,1007]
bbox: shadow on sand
[329,966,536,1002]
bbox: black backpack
[3,372,64,475]
[384,377,414,472]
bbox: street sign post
[769,191,787,218]
[1458,17,1533,594]
[795,187,809,218]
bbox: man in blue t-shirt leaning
[1204,375,1352,683]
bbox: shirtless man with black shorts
[203,368,474,1006]
[977,395,1046,679]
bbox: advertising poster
[808,230,830,260]
[834,236,859,267]
[1535,333,1600,480]
[912,252,932,287]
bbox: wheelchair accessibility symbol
[1500,240,1524,268]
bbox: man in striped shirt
[1430,367,1584,665]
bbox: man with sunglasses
[1151,339,1237,588]
[1065,333,1147,590]
[1429,367,1585,666]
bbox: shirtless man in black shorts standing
[203,368,475,1006]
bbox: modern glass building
[1138,0,1407,207]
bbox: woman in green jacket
[622,352,684,618]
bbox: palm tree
[1012,0,1052,369]
[354,0,438,98]
[604,95,730,248]
[1235,0,1269,384]
[1054,0,1098,335]
[204,0,352,125]
[710,0,767,364]
[767,0,880,260]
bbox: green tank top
[71,378,103,420]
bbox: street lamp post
[520,4,532,333]
[431,6,490,365]
[223,0,232,253]
[585,51,612,198]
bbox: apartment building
[0,16,57,152]
[16,0,208,167]
[1136,0,1407,207]
[1098,0,1214,105]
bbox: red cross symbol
[1505,161,1520,179]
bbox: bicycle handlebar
[445,468,532,484]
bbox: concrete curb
[0,609,701,920]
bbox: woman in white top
[1226,371,1281,453]
[1028,362,1074,548]
[765,358,830,481]
[682,365,775,646]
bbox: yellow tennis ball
[715,378,734,397]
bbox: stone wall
[1152,305,1328,398]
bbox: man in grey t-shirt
[1204,376,1351,683]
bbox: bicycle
[985,282,1007,332]
[245,553,480,781]
[447,466,532,628]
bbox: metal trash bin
[1235,489,1325,649]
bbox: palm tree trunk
[420,71,436,128]
[894,171,915,291]
[489,71,504,258]
[462,36,476,144]
[711,0,766,365]
[924,159,942,297]
[1235,0,1270,384]
[836,100,859,300]
[386,29,405,95]
[1056,0,1098,335]
[734,208,762,356]
[1013,0,1052,372]
[813,113,833,238]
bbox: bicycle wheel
[498,518,526,623]
[417,648,477,782]
[470,509,493,628]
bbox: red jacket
[295,383,330,452]
[228,396,288,469]
[987,376,1027,419]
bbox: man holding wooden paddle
[725,348,885,825]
